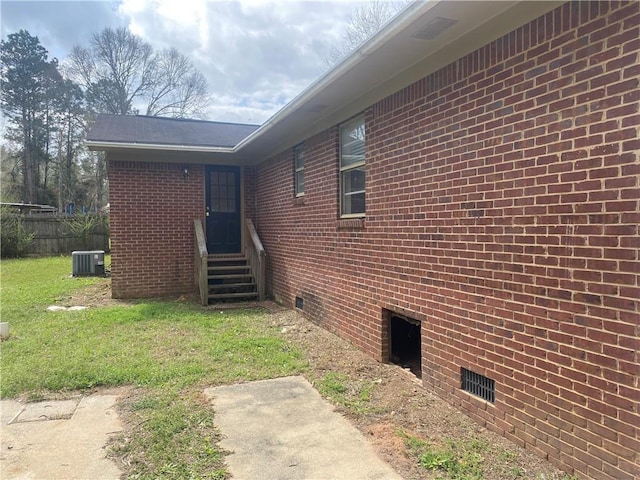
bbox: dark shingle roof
[87,114,260,148]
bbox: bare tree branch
[69,28,209,118]
[145,48,210,118]
[326,1,408,67]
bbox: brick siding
[107,160,205,298]
[108,160,257,298]
[107,159,256,298]
[255,2,639,478]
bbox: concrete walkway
[0,395,123,480]
[1,378,401,480]
[205,376,402,480]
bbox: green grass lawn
[0,256,306,479]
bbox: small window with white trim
[294,143,305,196]
[340,115,365,217]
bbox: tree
[0,144,22,202]
[1,30,62,204]
[39,60,65,203]
[326,1,408,66]
[67,28,211,210]
[69,27,210,118]
[145,48,210,118]
[52,79,85,210]
[69,27,154,115]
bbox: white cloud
[119,0,210,51]
[2,0,361,124]
[1,1,125,59]
[116,0,356,122]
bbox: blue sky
[1,0,363,124]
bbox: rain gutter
[85,141,235,153]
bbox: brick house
[87,1,639,478]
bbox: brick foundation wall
[107,160,204,298]
[255,2,639,479]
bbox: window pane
[209,171,219,211]
[341,167,365,215]
[342,191,365,216]
[294,144,305,195]
[343,167,365,194]
[295,171,305,195]
[209,170,237,213]
[295,145,305,169]
[341,118,365,167]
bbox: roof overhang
[237,0,564,162]
[89,1,564,164]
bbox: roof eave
[87,1,564,164]
[237,0,564,162]
[234,1,429,153]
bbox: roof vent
[303,103,328,114]
[412,16,458,40]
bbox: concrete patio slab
[0,395,123,480]
[205,376,402,480]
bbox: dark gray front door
[206,165,241,253]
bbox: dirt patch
[368,422,407,454]
[65,278,133,308]
[271,310,566,480]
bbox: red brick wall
[244,166,258,223]
[255,2,639,479]
[107,161,256,297]
[107,160,204,298]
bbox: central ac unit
[72,250,105,276]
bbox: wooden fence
[20,214,110,256]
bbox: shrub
[0,206,34,258]
[63,213,110,242]
[62,213,110,253]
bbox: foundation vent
[295,296,304,310]
[461,368,495,403]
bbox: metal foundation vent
[461,367,495,403]
[295,296,304,310]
